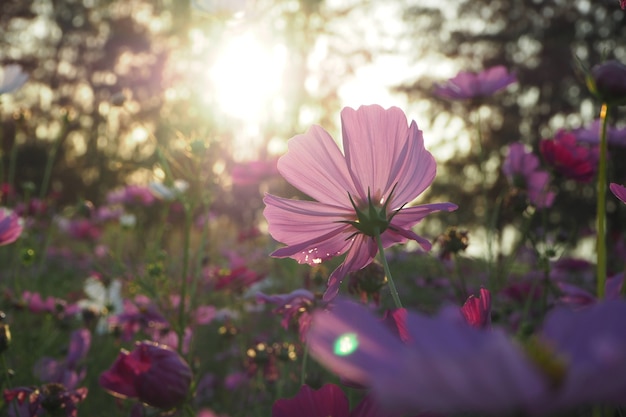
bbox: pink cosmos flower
[0,208,22,245]
[307,299,626,416]
[264,105,457,301]
[540,130,599,183]
[502,143,555,208]
[433,65,517,100]
[610,183,626,203]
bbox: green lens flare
[333,333,359,356]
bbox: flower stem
[596,103,609,299]
[374,229,403,309]
[300,342,309,386]
[177,203,192,353]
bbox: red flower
[539,130,598,182]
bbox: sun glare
[207,32,287,121]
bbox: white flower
[149,179,189,200]
[77,275,123,334]
[0,64,28,95]
[119,213,137,228]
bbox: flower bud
[99,341,192,410]
[587,60,626,105]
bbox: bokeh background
[2,0,626,252]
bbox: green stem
[39,116,68,200]
[177,203,193,354]
[596,103,609,299]
[2,352,20,417]
[300,342,309,386]
[374,229,402,309]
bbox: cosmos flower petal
[277,125,359,207]
[324,235,378,302]
[263,194,354,245]
[536,301,626,413]
[478,65,517,96]
[341,105,410,200]
[386,121,437,207]
[307,299,405,386]
[610,183,626,204]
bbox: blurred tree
[0,0,387,216]
[395,0,626,253]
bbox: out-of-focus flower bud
[99,341,192,410]
[587,60,626,106]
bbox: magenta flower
[502,142,555,208]
[272,383,401,417]
[264,105,457,300]
[460,287,491,328]
[540,130,599,183]
[307,299,626,416]
[433,65,516,100]
[610,183,626,203]
[0,208,22,246]
[99,340,192,410]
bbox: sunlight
[206,32,287,122]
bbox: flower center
[342,184,405,238]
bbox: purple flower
[4,383,87,417]
[108,295,169,341]
[540,130,599,183]
[433,65,516,100]
[0,208,22,246]
[33,329,91,389]
[610,183,626,203]
[573,119,626,147]
[502,143,555,208]
[99,340,192,410]
[264,105,457,301]
[307,299,626,416]
[272,383,400,417]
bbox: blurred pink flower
[610,183,626,203]
[272,383,400,417]
[502,142,555,208]
[264,105,456,301]
[106,185,156,206]
[434,65,516,100]
[0,208,22,245]
[460,287,491,329]
[231,158,279,186]
[540,130,599,183]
